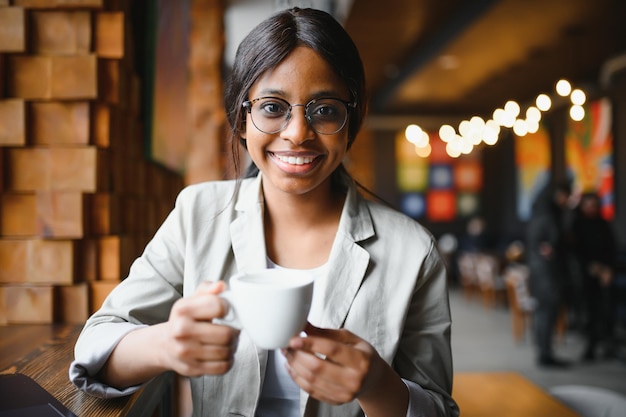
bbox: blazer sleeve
[70,187,191,397]
[395,241,459,417]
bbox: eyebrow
[253,88,346,100]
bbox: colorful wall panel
[565,98,614,219]
[514,124,551,221]
[396,132,483,222]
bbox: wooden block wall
[0,1,184,325]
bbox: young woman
[70,7,458,417]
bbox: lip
[268,151,323,173]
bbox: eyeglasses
[242,96,356,135]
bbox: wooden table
[0,324,174,417]
[453,371,581,417]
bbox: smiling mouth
[272,153,317,165]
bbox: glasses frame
[242,96,356,135]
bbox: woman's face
[243,46,351,199]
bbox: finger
[196,280,227,295]
[303,323,356,345]
[174,354,235,377]
[175,339,236,363]
[290,330,360,365]
[171,286,229,322]
[284,353,360,404]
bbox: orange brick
[0,7,26,52]
[0,55,5,97]
[52,55,98,99]
[1,193,37,236]
[0,239,74,284]
[31,10,91,54]
[98,235,135,281]
[1,285,54,324]
[5,148,50,190]
[31,101,90,145]
[0,148,4,193]
[36,191,85,238]
[6,147,109,192]
[8,55,97,99]
[12,0,103,8]
[92,103,120,148]
[51,147,109,191]
[98,59,126,104]
[0,240,28,282]
[0,287,5,325]
[89,192,120,235]
[79,238,97,282]
[28,239,75,283]
[96,12,124,59]
[56,283,89,323]
[89,280,119,313]
[0,99,26,146]
[7,55,51,99]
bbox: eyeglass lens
[247,97,349,135]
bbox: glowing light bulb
[570,89,586,105]
[414,143,431,158]
[414,131,429,148]
[556,79,571,96]
[504,101,520,118]
[513,119,528,137]
[526,120,540,134]
[570,105,585,121]
[525,106,541,122]
[439,124,455,142]
[536,94,551,111]
[493,108,506,125]
[405,124,423,144]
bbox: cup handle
[216,290,241,329]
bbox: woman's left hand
[282,323,386,405]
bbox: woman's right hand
[99,281,240,390]
[161,281,240,377]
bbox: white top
[255,259,329,417]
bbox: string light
[404,78,588,157]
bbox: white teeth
[275,154,314,165]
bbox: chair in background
[474,253,507,309]
[504,263,567,344]
[504,263,536,343]
[457,252,479,301]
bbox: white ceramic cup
[220,269,315,350]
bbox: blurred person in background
[571,192,618,361]
[526,180,572,368]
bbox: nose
[280,104,315,144]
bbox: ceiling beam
[372,0,500,112]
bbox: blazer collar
[230,172,375,324]
[230,174,268,273]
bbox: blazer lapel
[319,182,374,329]
[302,181,375,416]
[230,174,268,273]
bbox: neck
[262,180,345,227]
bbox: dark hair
[224,7,367,180]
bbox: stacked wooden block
[0,0,184,324]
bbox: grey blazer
[71,174,458,417]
